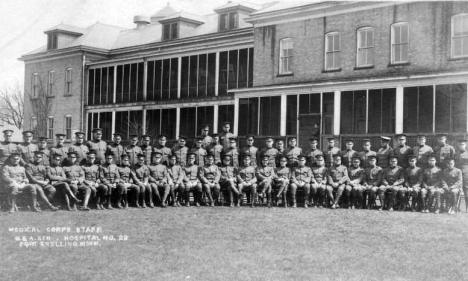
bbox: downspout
[81,51,86,133]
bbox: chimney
[133,15,150,29]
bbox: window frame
[162,22,179,40]
[65,68,73,95]
[65,115,72,140]
[47,116,54,140]
[279,38,293,75]
[31,117,37,136]
[325,32,341,70]
[451,14,468,58]
[47,70,55,96]
[356,27,374,67]
[390,22,409,64]
[31,73,39,98]
[47,33,58,50]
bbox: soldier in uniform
[256,155,275,207]
[99,151,120,209]
[80,150,100,210]
[421,154,444,214]
[455,138,468,212]
[327,154,349,209]
[324,137,340,168]
[140,134,153,166]
[273,155,290,207]
[219,121,235,151]
[290,154,313,208]
[86,128,107,164]
[412,134,433,170]
[241,134,259,167]
[125,134,143,168]
[51,133,68,166]
[25,151,59,210]
[172,135,189,167]
[167,154,185,206]
[275,137,286,167]
[346,156,365,209]
[237,155,258,208]
[199,154,221,206]
[394,134,413,169]
[377,136,394,169]
[285,136,302,168]
[153,134,172,166]
[442,157,462,214]
[47,153,76,209]
[199,124,213,149]
[340,139,359,168]
[0,129,19,168]
[116,154,141,208]
[403,155,423,212]
[133,153,153,208]
[305,137,323,168]
[259,136,279,168]
[3,152,43,213]
[37,136,50,166]
[359,139,377,169]
[433,133,455,170]
[206,134,223,166]
[223,137,240,167]
[362,155,382,210]
[69,131,89,165]
[183,152,202,207]
[190,136,207,166]
[63,151,85,211]
[219,154,238,207]
[148,151,170,207]
[17,130,38,164]
[107,133,124,166]
[378,155,404,211]
[312,154,328,208]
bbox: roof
[251,0,336,15]
[159,11,206,25]
[151,3,178,19]
[44,23,87,35]
[214,1,264,12]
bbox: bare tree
[126,112,157,137]
[27,76,53,137]
[0,83,24,130]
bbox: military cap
[129,134,139,139]
[67,151,78,157]
[367,155,377,160]
[297,154,307,160]
[315,154,324,159]
[264,136,274,141]
[445,156,456,162]
[112,133,123,137]
[362,138,372,144]
[75,131,85,136]
[92,128,103,133]
[221,121,231,126]
[396,134,407,139]
[33,151,44,156]
[141,134,151,139]
[87,150,97,155]
[136,153,146,158]
[351,156,361,161]
[241,154,251,159]
[408,154,418,159]
[228,137,238,141]
[211,133,219,138]
[308,137,318,142]
[417,134,427,139]
[345,139,354,143]
[260,155,270,159]
[10,151,21,157]
[245,134,255,139]
[195,136,204,141]
[55,133,66,138]
[38,136,48,141]
[187,152,196,157]
[51,153,62,159]
[458,138,468,143]
[104,151,115,156]
[222,154,232,160]
[333,154,342,159]
[206,154,215,159]
[288,136,297,140]
[157,134,167,139]
[278,155,288,161]
[437,133,448,138]
[120,154,130,159]
[168,154,177,159]
[326,137,335,141]
[151,151,162,156]
[275,137,285,142]
[427,154,437,160]
[380,136,391,142]
[200,124,210,129]
[2,129,13,134]
[178,135,188,140]
[389,155,398,160]
[22,130,34,135]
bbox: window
[325,32,341,70]
[218,48,253,96]
[65,116,72,139]
[391,23,409,64]
[47,33,58,50]
[163,23,178,40]
[47,116,54,139]
[31,117,37,136]
[47,71,54,96]
[239,96,281,136]
[218,105,235,133]
[341,91,367,134]
[31,73,40,98]
[115,62,145,103]
[145,108,177,139]
[279,38,293,74]
[435,83,467,133]
[452,14,468,58]
[403,86,434,133]
[65,68,73,95]
[219,12,238,31]
[357,28,374,67]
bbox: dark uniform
[241,145,259,167]
[273,165,290,205]
[223,147,241,168]
[377,146,394,169]
[3,161,39,212]
[183,163,202,206]
[363,164,382,209]
[434,144,455,170]
[237,165,258,207]
[148,162,170,205]
[81,161,100,208]
[172,145,189,167]
[153,144,172,166]
[394,145,413,169]
[422,165,444,212]
[290,164,313,207]
[207,143,223,166]
[379,163,405,210]
[312,164,328,207]
[86,140,107,164]
[359,150,377,169]
[341,149,359,168]
[69,143,89,165]
[347,165,365,208]
[256,163,275,206]
[107,143,124,166]
[140,144,153,166]
[442,166,462,212]
[199,163,221,205]
[190,147,207,167]
[63,162,85,208]
[305,148,323,168]
[99,162,120,208]
[17,142,38,164]
[133,163,152,207]
[25,161,56,202]
[38,147,50,167]
[259,147,279,168]
[0,141,18,167]
[219,162,238,205]
[403,165,423,210]
[285,147,303,168]
[327,162,349,207]
[324,147,340,168]
[412,144,433,170]
[50,145,69,166]
[116,160,141,208]
[124,145,143,168]
[167,161,185,205]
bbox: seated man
[378,155,404,211]
[327,154,349,209]
[237,155,258,208]
[199,154,221,206]
[311,155,328,208]
[116,154,141,208]
[218,154,238,207]
[290,154,312,208]
[256,155,275,207]
[3,152,46,213]
[80,150,101,210]
[442,157,462,215]
[148,151,169,207]
[167,154,185,206]
[133,153,153,208]
[362,155,382,210]
[183,152,203,207]
[25,151,56,206]
[346,156,365,209]
[421,154,444,214]
[98,151,120,210]
[403,155,423,212]
[273,155,291,207]
[63,151,85,211]
[46,153,77,211]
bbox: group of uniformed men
[1,121,467,215]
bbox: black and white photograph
[1,0,468,280]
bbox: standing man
[116,154,141,208]
[377,136,394,169]
[69,131,89,165]
[359,139,377,169]
[148,151,169,207]
[378,155,404,211]
[290,154,313,208]
[99,151,120,210]
[140,134,154,166]
[199,124,212,149]
[17,130,38,164]
[346,156,365,209]
[285,136,302,169]
[172,135,189,167]
[223,137,240,168]
[455,138,468,212]
[259,136,279,168]
[219,154,238,207]
[312,155,328,208]
[323,137,340,168]
[256,155,275,207]
[63,151,85,211]
[340,139,359,168]
[153,134,172,166]
[183,152,203,207]
[167,154,185,206]
[421,154,444,214]
[80,150,100,210]
[442,157,462,214]
[403,155,423,212]
[275,138,286,167]
[362,155,382,210]
[394,134,413,169]
[412,134,434,170]
[107,133,124,166]
[0,129,19,167]
[37,137,50,166]
[326,154,349,209]
[207,134,223,166]
[190,136,207,166]
[199,154,221,206]
[305,137,323,168]
[237,155,258,208]
[219,122,235,151]
[51,133,68,166]
[241,134,259,167]
[86,128,107,164]
[433,133,455,170]
[124,134,143,168]
[273,155,290,207]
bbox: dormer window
[220,12,238,31]
[47,33,58,50]
[163,22,179,40]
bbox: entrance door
[298,114,321,149]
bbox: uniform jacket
[69,143,89,165]
[327,165,349,185]
[442,167,462,189]
[324,147,340,167]
[394,145,413,169]
[148,164,169,183]
[285,147,302,167]
[172,146,189,167]
[237,166,257,184]
[133,164,150,184]
[46,165,67,184]
[140,145,153,166]
[404,166,423,188]
[51,145,69,165]
[422,166,444,188]
[86,140,107,164]
[2,164,28,185]
[434,144,455,169]
[206,143,223,165]
[219,165,237,183]
[63,164,85,184]
[168,164,185,184]
[38,148,50,166]
[17,143,38,164]
[256,165,275,181]
[412,145,434,169]
[347,166,365,185]
[275,148,286,167]
[99,163,120,185]
[359,150,377,169]
[241,146,259,167]
[219,131,235,151]
[106,143,124,165]
[199,164,220,183]
[117,165,135,184]
[377,147,394,168]
[455,150,468,183]
[25,162,48,184]
[223,147,240,167]
[381,166,405,186]
[190,147,207,166]
[340,149,359,168]
[274,167,291,182]
[312,166,328,184]
[81,162,100,184]
[364,166,383,186]
[124,145,143,168]
[305,148,323,168]
[259,147,279,167]
[292,166,313,184]
[184,164,200,182]
[153,145,172,166]
[0,142,19,167]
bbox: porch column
[234,97,239,135]
[395,86,404,134]
[143,59,147,101]
[280,94,287,136]
[142,109,146,135]
[333,90,341,136]
[213,105,219,134]
[177,57,182,98]
[176,108,180,138]
[215,52,220,96]
[111,111,115,136]
[113,65,117,103]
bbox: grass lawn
[1,204,468,281]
